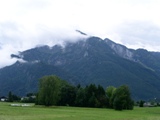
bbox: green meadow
[0,102,160,120]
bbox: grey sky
[0,0,160,68]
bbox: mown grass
[0,102,160,120]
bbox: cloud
[1,0,160,68]
[113,21,160,51]
[0,44,18,68]
[0,21,88,68]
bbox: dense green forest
[36,75,134,110]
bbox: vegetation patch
[36,75,134,110]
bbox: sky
[1,0,160,68]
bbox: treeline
[36,75,134,110]
[7,92,36,103]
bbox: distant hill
[0,36,160,100]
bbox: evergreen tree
[139,100,145,107]
[85,84,97,107]
[96,85,108,108]
[75,87,86,107]
[8,91,13,102]
[58,84,77,106]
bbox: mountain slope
[0,36,160,100]
[105,38,160,74]
[0,61,79,96]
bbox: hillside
[0,36,160,100]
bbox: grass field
[0,102,160,120]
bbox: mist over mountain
[0,35,160,100]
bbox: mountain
[0,36,160,100]
[0,61,79,96]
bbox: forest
[36,75,134,110]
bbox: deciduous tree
[37,75,62,106]
[113,85,134,110]
[106,86,116,108]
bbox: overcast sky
[1,0,160,68]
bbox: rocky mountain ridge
[0,36,160,100]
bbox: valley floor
[0,102,160,120]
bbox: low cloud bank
[0,22,88,68]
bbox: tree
[12,94,20,101]
[75,87,86,107]
[113,85,134,110]
[96,85,108,108]
[83,84,108,108]
[37,75,62,106]
[88,94,99,107]
[85,84,97,107]
[106,86,116,108]
[7,91,20,102]
[8,91,13,102]
[58,84,77,106]
[139,100,145,107]
[21,93,36,103]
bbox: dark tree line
[7,91,21,102]
[7,91,36,103]
[36,75,134,110]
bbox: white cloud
[0,21,88,68]
[113,21,160,51]
[0,44,18,68]
[1,0,160,68]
